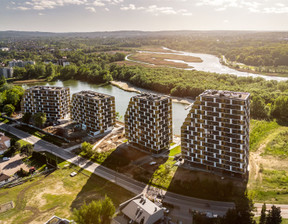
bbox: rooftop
[201,90,250,100]
[0,174,10,182]
[134,93,169,101]
[73,90,112,100]
[27,86,69,91]
[120,194,164,224]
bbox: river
[23,80,190,135]
[127,47,288,81]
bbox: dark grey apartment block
[125,93,173,153]
[181,90,250,178]
[21,86,70,122]
[71,90,115,135]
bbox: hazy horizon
[1,0,288,32]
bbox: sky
[1,0,288,32]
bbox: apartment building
[71,90,115,135]
[0,67,13,78]
[21,86,70,122]
[181,90,250,178]
[125,93,172,153]
[8,60,35,67]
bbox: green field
[0,161,134,224]
[248,120,288,203]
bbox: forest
[0,32,287,123]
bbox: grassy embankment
[248,120,288,203]
[0,161,134,224]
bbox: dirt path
[249,127,288,186]
[12,174,58,224]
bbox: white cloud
[92,0,105,7]
[120,4,192,16]
[85,6,96,12]
[17,6,30,10]
[195,0,288,14]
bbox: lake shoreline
[110,80,192,105]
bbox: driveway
[0,154,29,176]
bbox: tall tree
[3,104,15,116]
[259,203,266,224]
[73,196,115,224]
[33,112,47,127]
[266,205,282,224]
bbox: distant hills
[1,30,288,39]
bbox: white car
[70,172,77,177]
[149,161,157,165]
[3,157,10,161]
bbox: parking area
[0,154,29,176]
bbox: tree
[21,144,34,157]
[266,205,282,224]
[250,96,269,120]
[81,141,94,157]
[33,112,47,127]
[0,76,6,86]
[73,196,115,224]
[22,112,32,124]
[3,104,15,116]
[221,192,256,224]
[271,95,288,124]
[259,203,266,224]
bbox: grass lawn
[16,125,66,146]
[169,145,181,156]
[0,161,135,224]
[248,119,288,204]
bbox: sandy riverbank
[110,80,192,105]
[13,79,47,84]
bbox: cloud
[120,4,192,16]
[195,0,288,14]
[16,6,30,10]
[92,0,105,7]
[85,6,96,12]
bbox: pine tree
[266,205,282,224]
[259,203,266,224]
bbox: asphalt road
[1,122,237,222]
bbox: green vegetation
[169,145,181,156]
[249,120,280,152]
[265,131,288,158]
[149,158,178,189]
[32,112,47,128]
[248,120,288,203]
[16,125,66,146]
[0,160,134,224]
[73,196,115,224]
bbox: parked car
[70,172,77,177]
[3,157,10,161]
[149,161,157,165]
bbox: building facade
[125,93,172,153]
[21,86,70,122]
[71,90,115,135]
[8,60,35,67]
[181,90,250,178]
[0,67,13,78]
